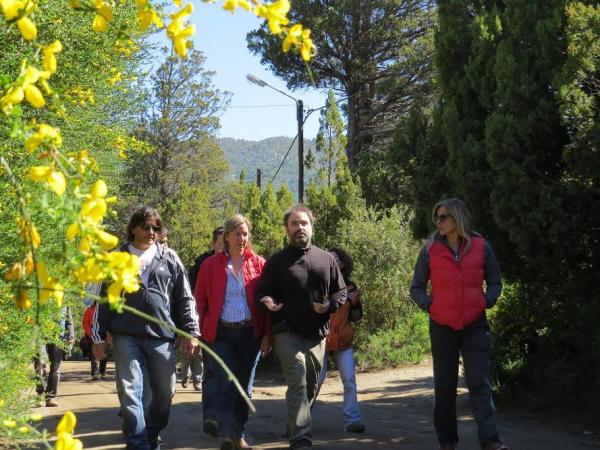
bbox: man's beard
[289,231,311,248]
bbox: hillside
[219,136,316,197]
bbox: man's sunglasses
[141,224,161,232]
[432,214,452,224]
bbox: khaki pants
[273,331,326,445]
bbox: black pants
[429,318,500,447]
[91,353,108,377]
[34,343,65,399]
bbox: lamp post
[246,74,304,203]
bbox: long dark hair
[126,206,163,242]
[329,247,353,280]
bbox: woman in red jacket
[410,198,508,450]
[194,214,269,450]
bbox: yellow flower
[43,40,63,74]
[3,419,17,428]
[92,0,112,32]
[95,229,119,250]
[18,426,30,433]
[255,0,289,34]
[81,198,107,223]
[23,84,44,107]
[27,166,66,196]
[17,16,37,40]
[222,0,251,14]
[24,123,62,153]
[166,3,195,58]
[29,413,42,421]
[17,218,41,249]
[56,411,76,434]
[55,432,83,450]
[36,261,65,305]
[108,71,121,86]
[4,261,23,281]
[91,179,107,197]
[282,24,315,61]
[1,86,24,113]
[74,257,104,283]
[135,0,163,30]
[16,289,31,310]
[69,0,79,8]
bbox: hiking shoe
[193,382,201,391]
[92,374,100,381]
[346,421,365,433]
[101,373,107,380]
[483,442,509,450]
[181,377,188,388]
[237,437,252,449]
[203,419,218,437]
[45,398,59,407]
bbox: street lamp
[246,74,305,203]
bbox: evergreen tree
[389,0,600,414]
[247,0,436,171]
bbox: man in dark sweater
[256,204,346,450]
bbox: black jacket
[91,243,200,342]
[256,245,346,340]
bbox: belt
[220,320,253,329]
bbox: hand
[92,342,106,361]
[184,337,199,358]
[106,332,113,346]
[261,296,283,312]
[348,289,361,305]
[259,336,271,357]
[312,297,330,314]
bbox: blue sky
[191,5,327,141]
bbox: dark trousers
[430,318,500,447]
[34,343,65,398]
[206,324,260,439]
[91,353,108,377]
[201,346,217,423]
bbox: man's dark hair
[329,247,353,279]
[126,206,163,242]
[212,226,224,242]
[283,204,314,226]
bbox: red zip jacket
[194,248,268,343]
[82,304,95,337]
[429,236,486,330]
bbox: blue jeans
[201,346,217,423]
[113,335,176,450]
[205,324,260,438]
[429,318,500,447]
[318,347,362,428]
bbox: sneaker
[92,374,100,381]
[237,437,252,450]
[181,378,188,388]
[290,438,312,450]
[345,421,366,433]
[483,442,509,450]
[100,373,107,380]
[193,382,201,391]
[45,398,59,407]
[203,419,218,437]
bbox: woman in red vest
[194,214,269,450]
[410,198,508,450]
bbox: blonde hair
[430,198,473,256]
[223,214,252,251]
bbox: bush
[334,206,431,368]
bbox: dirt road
[35,360,597,450]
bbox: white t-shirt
[128,243,158,285]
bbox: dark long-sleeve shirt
[256,245,347,340]
[410,235,502,312]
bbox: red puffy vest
[428,236,486,330]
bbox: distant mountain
[219,136,316,197]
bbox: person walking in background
[257,205,346,450]
[178,339,202,391]
[316,247,365,433]
[189,226,224,434]
[82,300,107,380]
[35,306,74,407]
[91,206,200,450]
[410,198,509,450]
[194,215,269,450]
